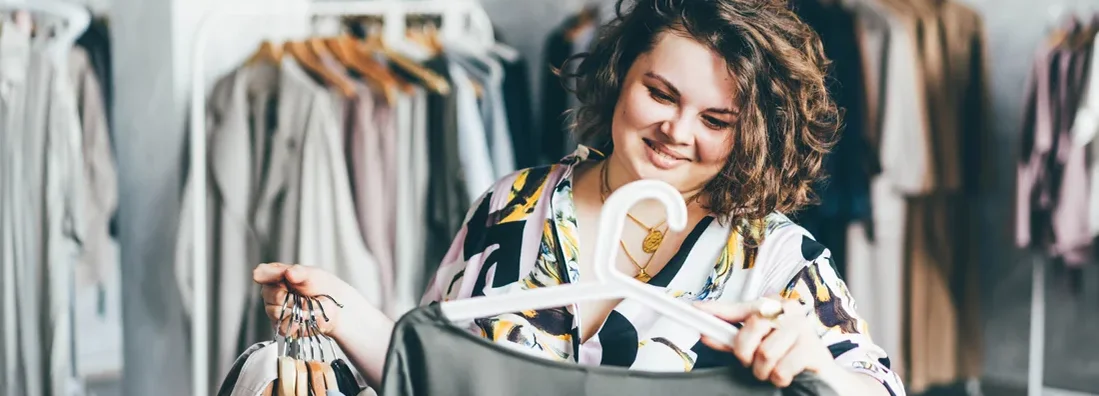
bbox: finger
[699,334,733,352]
[752,326,798,382]
[254,263,291,284]
[695,301,757,323]
[769,349,808,388]
[261,283,288,307]
[733,315,776,366]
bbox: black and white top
[421,146,905,395]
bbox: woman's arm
[329,299,394,387]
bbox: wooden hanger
[262,380,276,396]
[325,35,400,104]
[322,363,339,392]
[307,361,328,396]
[294,359,308,396]
[247,40,283,66]
[286,40,356,97]
[360,34,452,95]
[277,357,297,396]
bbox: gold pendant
[635,269,652,283]
[642,229,664,254]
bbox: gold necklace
[619,240,655,282]
[597,160,704,282]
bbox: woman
[255,0,904,394]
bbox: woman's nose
[659,118,691,144]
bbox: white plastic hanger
[439,179,741,348]
[0,0,90,62]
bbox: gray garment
[0,24,85,396]
[450,51,516,179]
[287,58,382,306]
[392,87,430,316]
[68,46,119,290]
[175,61,276,384]
[381,304,839,396]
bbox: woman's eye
[647,87,674,104]
[702,116,730,130]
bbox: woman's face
[609,31,737,193]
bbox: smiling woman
[255,0,904,395]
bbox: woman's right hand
[254,262,362,337]
[255,262,396,387]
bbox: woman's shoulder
[470,146,602,223]
[728,212,833,281]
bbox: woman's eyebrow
[644,71,736,115]
[643,72,680,96]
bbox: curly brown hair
[564,0,841,224]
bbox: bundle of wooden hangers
[217,292,363,396]
[245,15,453,104]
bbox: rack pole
[1027,254,1044,396]
[188,2,482,395]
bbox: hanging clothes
[901,1,989,392]
[1074,31,1099,239]
[392,86,431,317]
[789,0,871,279]
[0,20,86,396]
[840,0,989,391]
[493,32,537,168]
[175,60,274,383]
[1016,18,1096,267]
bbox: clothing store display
[380,303,839,396]
[451,50,516,179]
[1074,32,1099,238]
[791,0,871,279]
[822,0,991,391]
[1017,18,1096,268]
[495,42,535,167]
[181,20,536,382]
[421,146,903,394]
[0,17,90,396]
[540,25,573,162]
[68,45,119,293]
[449,61,496,200]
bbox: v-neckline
[550,161,714,347]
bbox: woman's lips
[643,138,689,169]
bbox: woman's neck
[601,154,707,215]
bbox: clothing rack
[0,1,91,394]
[188,2,492,395]
[0,0,90,61]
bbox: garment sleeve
[419,186,495,305]
[765,227,906,396]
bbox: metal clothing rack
[187,2,492,396]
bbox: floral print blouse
[421,146,905,395]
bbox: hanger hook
[591,179,688,283]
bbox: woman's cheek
[696,133,733,165]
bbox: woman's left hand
[695,298,836,388]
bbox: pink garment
[349,93,396,310]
